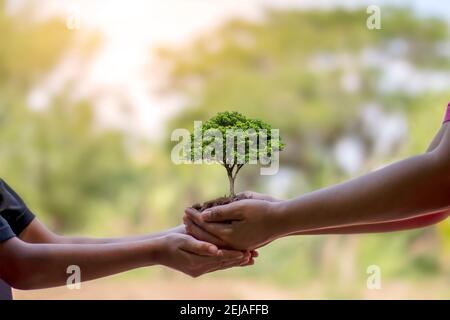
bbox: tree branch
[233,164,244,179]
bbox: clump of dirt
[192,193,247,212]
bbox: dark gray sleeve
[0,179,35,240]
[0,215,15,243]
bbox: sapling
[186,111,284,209]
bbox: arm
[20,219,186,244]
[185,203,449,242]
[0,234,249,290]
[20,220,256,264]
[184,124,450,250]
[0,236,159,289]
[238,190,450,234]
[292,210,450,235]
[288,125,449,235]
[273,124,450,235]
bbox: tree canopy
[188,111,284,196]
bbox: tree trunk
[228,173,235,197]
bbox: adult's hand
[183,191,281,249]
[184,199,282,251]
[156,233,252,277]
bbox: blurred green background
[1,0,450,299]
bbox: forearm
[20,220,184,245]
[0,238,161,290]
[56,226,184,245]
[272,151,450,236]
[290,211,449,235]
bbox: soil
[192,193,247,212]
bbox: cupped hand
[184,198,282,251]
[156,233,253,278]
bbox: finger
[237,251,250,263]
[183,216,229,248]
[199,222,233,239]
[207,251,251,271]
[201,204,243,223]
[251,250,259,258]
[243,251,251,260]
[239,252,252,266]
[237,191,279,202]
[212,258,249,272]
[236,191,252,200]
[204,259,244,274]
[241,258,255,266]
[237,191,264,201]
[185,207,205,225]
[217,249,245,260]
[193,251,248,274]
[180,237,219,256]
[185,209,233,238]
[184,217,229,248]
[183,215,200,236]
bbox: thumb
[201,204,243,222]
[180,236,219,256]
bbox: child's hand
[155,233,251,277]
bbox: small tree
[188,111,284,197]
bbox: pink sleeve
[444,103,450,123]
